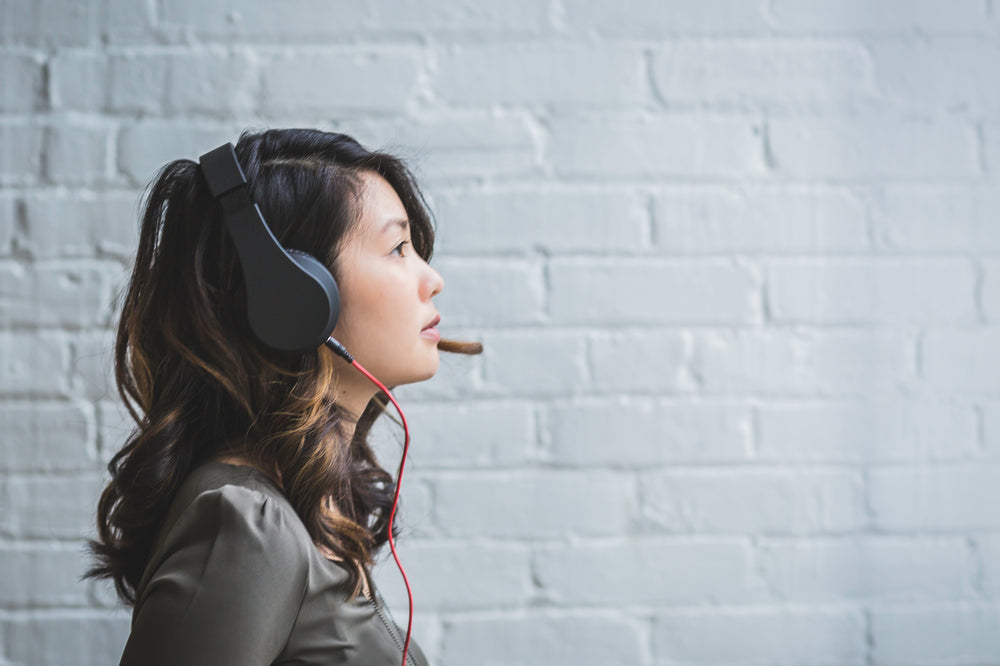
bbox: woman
[83,128,482,665]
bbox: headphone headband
[198,143,341,353]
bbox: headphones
[198,142,342,354]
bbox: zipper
[369,586,418,666]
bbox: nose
[426,264,444,299]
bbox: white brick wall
[2,1,1000,664]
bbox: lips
[422,314,441,331]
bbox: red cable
[326,338,413,666]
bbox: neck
[330,363,385,439]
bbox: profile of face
[330,171,444,391]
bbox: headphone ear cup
[239,245,341,353]
[243,248,340,353]
[286,248,341,332]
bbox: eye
[391,240,409,257]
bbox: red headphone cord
[324,337,414,666]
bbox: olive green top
[119,460,430,666]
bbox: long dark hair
[83,128,482,606]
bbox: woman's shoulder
[177,458,286,504]
[136,460,315,600]
[166,459,306,545]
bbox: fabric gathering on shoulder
[119,461,430,666]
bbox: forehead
[356,171,408,239]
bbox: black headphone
[198,142,342,354]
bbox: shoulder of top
[161,464,313,558]
[135,470,315,610]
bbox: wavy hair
[83,128,482,606]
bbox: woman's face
[330,171,444,389]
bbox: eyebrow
[381,218,409,234]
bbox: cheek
[340,271,402,330]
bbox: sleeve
[119,485,310,666]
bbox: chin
[413,361,439,383]
[390,357,439,387]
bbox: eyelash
[392,240,410,257]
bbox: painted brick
[2,612,132,666]
[0,544,92,606]
[653,186,869,253]
[117,121,236,185]
[0,401,96,472]
[757,536,975,602]
[872,186,1000,251]
[0,0,101,47]
[0,196,16,256]
[922,328,1000,393]
[49,52,108,111]
[549,259,761,325]
[108,53,167,114]
[442,614,643,666]
[479,330,588,398]
[872,41,1000,115]
[548,398,751,465]
[167,50,258,116]
[434,44,646,108]
[0,123,44,183]
[0,262,113,328]
[261,51,420,116]
[550,115,766,179]
[373,541,531,611]
[653,607,865,663]
[352,114,540,183]
[977,536,1000,597]
[563,0,769,37]
[653,42,877,111]
[769,0,990,34]
[768,117,978,179]
[639,468,867,534]
[0,473,104,538]
[68,329,116,401]
[986,122,1000,174]
[981,258,1000,323]
[0,53,44,113]
[871,606,1000,664]
[160,0,368,38]
[0,331,70,396]
[432,470,633,538]
[44,123,113,185]
[755,400,978,463]
[111,51,257,116]
[398,401,534,468]
[96,399,134,465]
[869,465,1000,531]
[766,258,977,324]
[430,257,544,326]
[102,0,157,46]
[587,329,694,394]
[366,0,549,33]
[693,329,918,396]
[434,189,646,254]
[21,191,140,259]
[534,536,767,605]
[979,402,1000,460]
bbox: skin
[326,170,445,437]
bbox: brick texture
[2,1,998,664]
